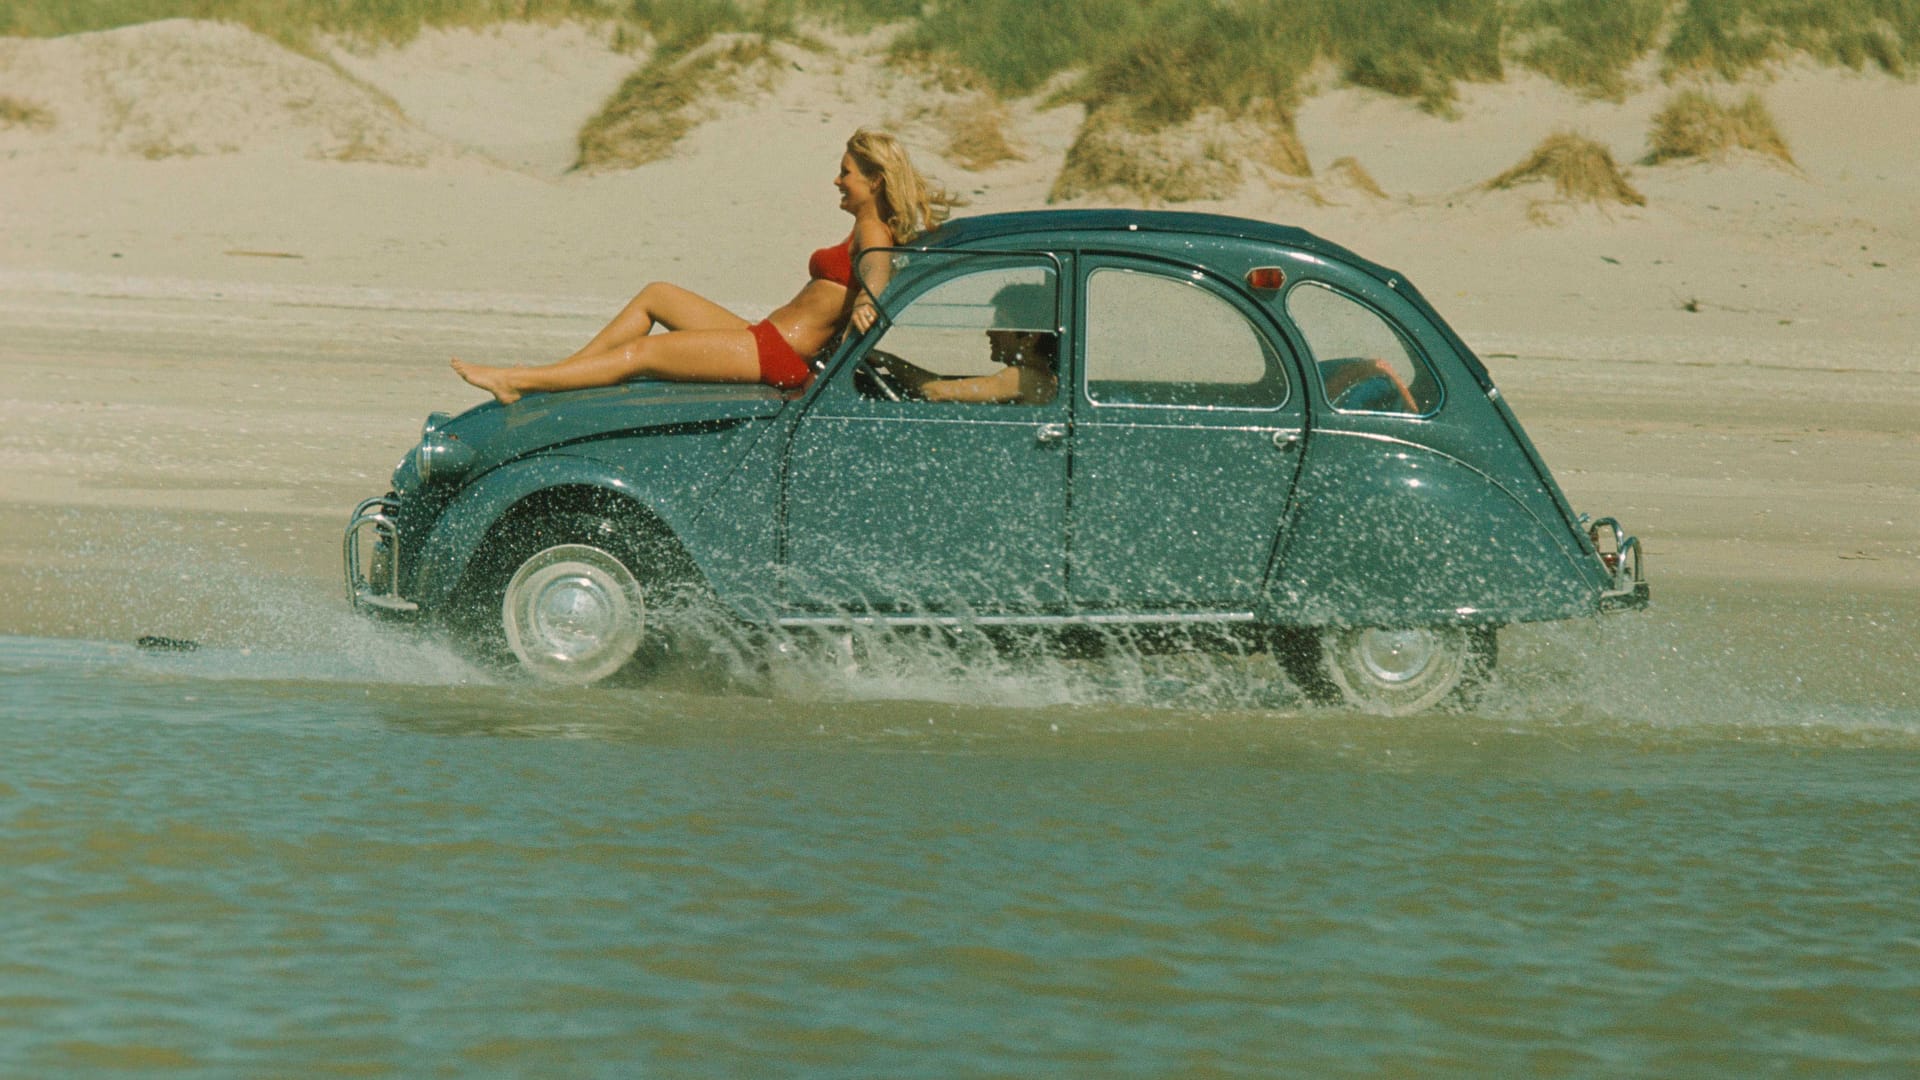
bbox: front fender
[408,456,665,613]
[1268,431,1604,626]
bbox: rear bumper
[344,495,420,618]
[1588,517,1650,611]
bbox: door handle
[1273,430,1301,453]
[1035,423,1069,444]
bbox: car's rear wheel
[1279,625,1496,715]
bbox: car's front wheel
[453,511,664,685]
[500,540,648,685]
[1280,625,1496,715]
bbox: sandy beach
[2,18,1915,647]
[7,22,1920,1074]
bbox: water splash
[17,505,1917,742]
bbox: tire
[479,513,654,685]
[1279,625,1496,716]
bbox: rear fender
[1268,432,1604,626]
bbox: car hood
[463,379,784,437]
[397,381,791,492]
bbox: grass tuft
[1487,131,1646,206]
[1048,107,1237,204]
[1644,88,1795,165]
[937,92,1024,171]
[1050,103,1308,205]
[1324,156,1389,199]
[574,33,780,171]
[0,96,56,131]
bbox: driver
[877,281,1058,405]
[917,330,1057,404]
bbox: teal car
[345,210,1646,713]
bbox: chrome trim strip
[774,610,1258,630]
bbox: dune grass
[575,32,782,171]
[0,0,623,48]
[1666,0,1920,78]
[1050,106,1306,204]
[5,0,1910,199]
[1487,132,1646,206]
[936,93,1024,171]
[1319,0,1505,114]
[0,96,56,131]
[1324,156,1389,199]
[1510,0,1666,99]
[9,0,1919,94]
[1645,89,1796,165]
[893,0,1504,120]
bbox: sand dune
[324,20,636,175]
[0,20,452,163]
[0,18,1915,642]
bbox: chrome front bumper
[1589,516,1650,611]
[344,495,420,616]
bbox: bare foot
[450,357,522,405]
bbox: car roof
[916,208,1496,395]
[916,209,1400,284]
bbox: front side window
[856,262,1059,406]
[1084,267,1286,409]
[1287,282,1440,415]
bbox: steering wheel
[854,350,913,402]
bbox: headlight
[412,412,475,485]
[413,431,476,485]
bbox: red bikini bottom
[750,319,813,390]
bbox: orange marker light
[1245,267,1286,291]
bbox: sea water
[3,582,1918,1077]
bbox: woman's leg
[569,282,748,360]
[452,282,754,403]
[454,327,761,404]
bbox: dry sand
[1,20,1915,647]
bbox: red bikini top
[808,237,854,287]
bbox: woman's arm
[848,218,896,332]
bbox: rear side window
[1287,282,1440,415]
[1084,268,1287,409]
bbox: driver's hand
[851,301,877,332]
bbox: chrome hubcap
[1353,628,1440,684]
[503,545,645,684]
[530,571,619,659]
[1321,625,1475,716]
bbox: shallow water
[4,582,1919,1076]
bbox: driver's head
[985,280,1055,372]
[986,329,1056,370]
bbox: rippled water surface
[4,583,1919,1076]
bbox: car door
[1069,257,1307,611]
[782,253,1070,614]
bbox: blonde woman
[452,130,951,405]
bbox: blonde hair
[847,128,957,244]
